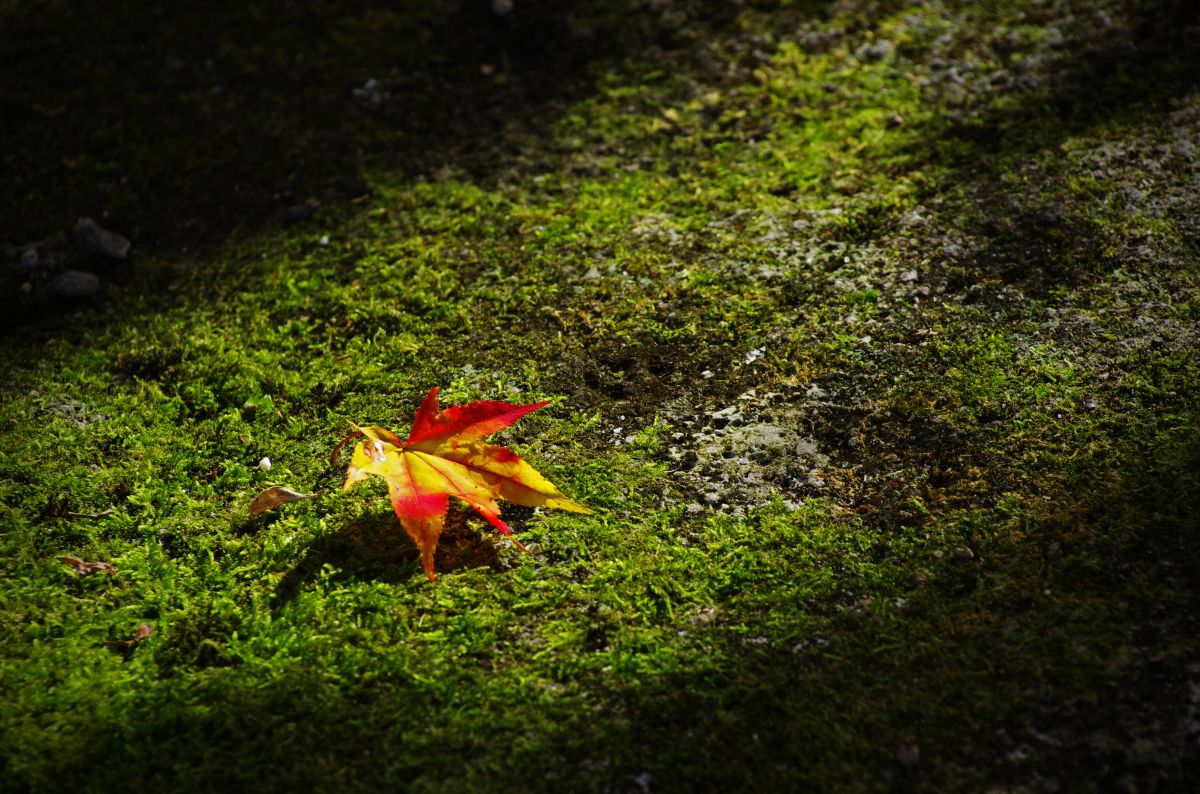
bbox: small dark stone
[51,270,101,299]
[74,218,131,259]
[896,743,920,767]
[1035,209,1063,228]
[285,197,321,223]
[855,40,894,62]
[18,247,39,277]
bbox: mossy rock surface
[2,1,1199,791]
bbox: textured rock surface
[49,269,100,299]
[73,217,130,260]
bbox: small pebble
[74,217,131,259]
[259,457,272,471]
[285,198,320,223]
[18,247,38,277]
[50,270,100,299]
[896,743,920,767]
[352,78,388,104]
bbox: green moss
[3,0,1199,791]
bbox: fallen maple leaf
[334,387,591,580]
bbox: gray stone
[18,247,38,277]
[50,270,100,299]
[74,217,131,259]
[285,197,320,223]
[896,743,920,767]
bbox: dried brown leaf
[249,485,314,515]
[57,555,117,576]
[104,623,154,648]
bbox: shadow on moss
[275,510,501,603]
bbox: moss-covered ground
[2,1,1198,790]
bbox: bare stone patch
[670,387,832,515]
[40,395,106,429]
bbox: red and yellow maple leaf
[333,387,591,580]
